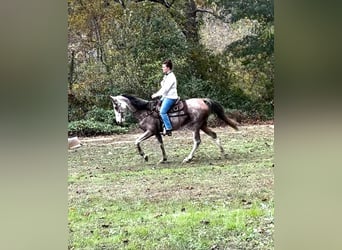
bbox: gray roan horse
[110,94,239,163]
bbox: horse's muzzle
[116,120,124,126]
[113,119,122,126]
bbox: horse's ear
[109,95,117,103]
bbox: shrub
[68,120,129,136]
[84,107,114,124]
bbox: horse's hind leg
[201,126,225,157]
[155,134,167,163]
[183,130,201,163]
[135,131,153,161]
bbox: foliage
[224,19,274,118]
[84,107,114,123]
[206,0,274,22]
[68,0,274,133]
[68,106,138,135]
[68,1,190,113]
[68,119,129,136]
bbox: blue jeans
[160,98,177,130]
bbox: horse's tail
[204,99,239,131]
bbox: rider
[151,59,179,136]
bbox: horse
[109,94,239,163]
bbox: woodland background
[68,0,274,135]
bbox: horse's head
[109,95,129,125]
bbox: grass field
[68,125,274,249]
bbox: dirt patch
[69,124,274,203]
[75,124,274,146]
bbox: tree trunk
[182,0,199,43]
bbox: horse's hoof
[144,155,148,162]
[182,158,192,164]
[158,159,167,164]
[223,154,231,160]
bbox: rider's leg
[160,98,176,133]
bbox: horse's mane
[122,94,150,110]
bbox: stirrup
[162,127,172,136]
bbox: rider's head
[162,59,173,74]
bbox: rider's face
[162,64,169,74]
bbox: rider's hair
[163,59,173,70]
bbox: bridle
[113,100,127,124]
[115,101,126,115]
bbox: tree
[68,0,274,125]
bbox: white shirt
[154,71,178,99]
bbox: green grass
[68,125,274,249]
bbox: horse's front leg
[183,130,201,163]
[155,134,167,163]
[135,131,153,161]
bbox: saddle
[153,98,188,117]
